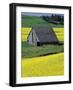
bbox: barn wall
[32,30,39,45]
[27,30,39,45]
[27,32,33,45]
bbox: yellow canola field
[53,28,64,42]
[21,53,64,77]
[21,28,32,41]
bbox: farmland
[21,28,32,42]
[53,28,64,42]
[21,53,64,77]
[22,41,64,58]
[21,15,64,77]
[21,27,64,42]
[22,16,49,27]
[22,15,64,28]
[21,27,64,58]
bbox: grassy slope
[22,42,64,58]
[22,53,64,77]
[22,15,64,28]
[22,16,49,27]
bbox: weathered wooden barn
[27,27,59,46]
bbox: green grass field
[22,15,64,28]
[22,42,64,58]
[22,16,48,27]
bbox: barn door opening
[37,42,40,46]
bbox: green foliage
[51,14,64,22]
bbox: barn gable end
[27,29,39,45]
[27,27,59,46]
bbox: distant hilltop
[21,12,64,17]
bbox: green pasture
[21,15,64,28]
[22,42,64,58]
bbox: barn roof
[32,27,58,43]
